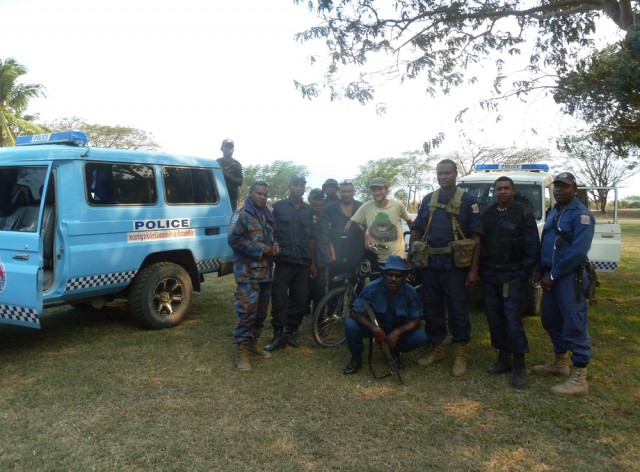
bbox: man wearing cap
[480,176,540,388]
[342,255,428,375]
[217,138,243,212]
[308,188,334,313]
[408,159,483,377]
[322,178,340,206]
[228,181,279,371]
[323,180,365,285]
[265,175,316,351]
[350,177,413,268]
[532,172,595,397]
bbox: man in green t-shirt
[350,177,413,267]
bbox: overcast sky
[2,0,638,198]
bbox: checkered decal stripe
[65,270,137,292]
[591,261,618,271]
[0,305,39,324]
[197,259,221,272]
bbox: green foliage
[293,1,640,153]
[44,116,159,151]
[554,42,640,158]
[293,1,631,103]
[352,151,436,200]
[0,57,46,147]
[241,160,309,202]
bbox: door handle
[12,253,29,260]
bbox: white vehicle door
[0,165,51,328]
[581,187,621,272]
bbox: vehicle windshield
[457,182,544,221]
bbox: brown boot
[417,344,445,366]
[451,344,467,377]
[247,339,272,359]
[531,353,570,377]
[550,367,588,397]
[236,344,251,371]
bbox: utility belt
[411,239,475,269]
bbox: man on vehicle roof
[217,138,243,212]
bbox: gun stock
[364,304,403,384]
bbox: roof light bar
[15,131,89,147]
[475,163,549,172]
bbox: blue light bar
[15,131,88,146]
[475,163,549,172]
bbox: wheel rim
[314,289,349,346]
[151,277,184,316]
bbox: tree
[0,58,46,147]
[293,1,639,150]
[352,151,437,201]
[560,135,640,212]
[554,41,640,158]
[44,117,159,151]
[240,160,309,202]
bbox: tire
[311,286,351,347]
[524,284,542,317]
[129,262,193,329]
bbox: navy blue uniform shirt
[272,198,314,265]
[411,187,483,269]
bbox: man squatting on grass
[228,181,279,371]
[342,255,428,375]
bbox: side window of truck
[85,163,157,205]
[163,166,218,205]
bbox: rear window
[85,162,157,205]
[0,166,48,232]
[163,167,218,205]
[458,182,544,220]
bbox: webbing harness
[422,187,467,247]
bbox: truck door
[577,186,621,271]
[0,165,52,328]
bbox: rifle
[364,304,403,384]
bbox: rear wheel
[312,286,351,347]
[129,262,193,329]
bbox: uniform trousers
[541,269,592,366]
[344,317,428,358]
[271,260,310,332]
[232,281,271,344]
[420,266,471,344]
[481,269,529,354]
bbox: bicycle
[311,256,377,347]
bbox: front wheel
[312,286,351,347]
[129,262,193,329]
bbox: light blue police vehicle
[0,131,233,329]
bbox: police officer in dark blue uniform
[480,176,540,388]
[532,172,595,397]
[408,159,483,377]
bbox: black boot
[343,357,362,375]
[264,329,286,352]
[284,329,299,348]
[511,353,527,388]
[487,350,512,374]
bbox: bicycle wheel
[312,286,351,347]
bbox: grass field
[0,226,638,471]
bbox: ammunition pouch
[411,241,454,268]
[451,238,476,269]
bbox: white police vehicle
[0,131,233,330]
[458,163,622,314]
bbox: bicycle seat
[331,273,358,285]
